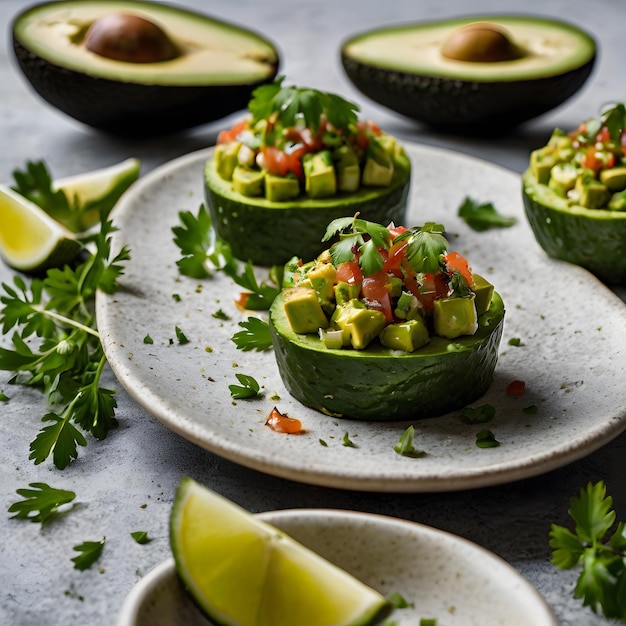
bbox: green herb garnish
[175,326,190,344]
[71,537,106,571]
[0,220,128,469]
[460,404,496,424]
[249,76,360,135]
[8,483,76,523]
[458,196,517,231]
[228,373,261,399]
[550,481,626,619]
[475,429,500,448]
[342,432,356,447]
[231,317,272,352]
[130,531,151,545]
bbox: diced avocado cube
[379,318,430,352]
[331,300,386,349]
[283,287,329,334]
[530,148,556,185]
[387,276,404,298]
[608,190,626,211]
[433,295,478,339]
[334,281,361,305]
[547,129,575,162]
[471,274,494,316]
[362,140,394,186]
[574,173,611,209]
[265,174,301,202]
[214,142,241,181]
[600,166,626,192]
[303,150,337,198]
[548,162,579,197]
[304,260,337,303]
[232,167,264,197]
[333,145,360,192]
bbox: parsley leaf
[393,425,426,458]
[229,373,261,399]
[398,222,448,275]
[130,531,151,545]
[458,196,517,232]
[550,482,626,619]
[231,317,273,351]
[71,537,106,571]
[249,76,360,134]
[8,483,76,523]
[475,429,500,448]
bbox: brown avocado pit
[441,21,521,63]
[84,12,179,63]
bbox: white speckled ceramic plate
[96,143,626,492]
[116,509,558,626]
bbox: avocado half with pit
[269,290,505,422]
[522,172,626,284]
[12,0,280,136]
[203,158,411,267]
[341,16,596,132]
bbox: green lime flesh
[269,291,505,421]
[522,170,626,284]
[204,158,410,266]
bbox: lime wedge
[170,478,392,626]
[53,157,140,230]
[0,184,81,272]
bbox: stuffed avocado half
[269,218,505,421]
[204,79,411,266]
[523,103,626,284]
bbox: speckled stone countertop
[1,1,625,625]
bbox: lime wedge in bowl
[170,477,393,626]
[0,184,82,273]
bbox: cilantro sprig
[8,483,76,523]
[231,317,272,352]
[550,481,626,620]
[228,373,262,399]
[173,206,279,310]
[581,103,626,145]
[249,76,360,134]
[0,220,129,469]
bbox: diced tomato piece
[265,407,303,434]
[336,261,363,285]
[361,271,390,300]
[217,119,249,144]
[445,251,474,288]
[383,240,408,273]
[388,225,408,240]
[581,146,603,173]
[506,380,526,397]
[365,291,394,323]
[261,146,303,179]
[596,126,611,144]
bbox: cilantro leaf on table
[130,531,151,545]
[229,373,261,399]
[249,76,360,134]
[231,317,272,352]
[0,219,127,469]
[458,196,517,232]
[393,425,426,458]
[8,483,76,523]
[71,537,106,571]
[549,481,626,619]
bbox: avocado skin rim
[522,170,626,285]
[12,36,279,137]
[269,291,505,422]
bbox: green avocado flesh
[341,16,595,130]
[204,158,410,266]
[269,290,505,422]
[12,1,279,135]
[523,170,626,284]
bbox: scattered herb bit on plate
[71,537,106,571]
[393,425,426,458]
[460,403,495,424]
[476,429,500,448]
[228,373,261,399]
[458,196,517,231]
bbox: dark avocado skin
[269,291,505,422]
[13,37,277,136]
[342,53,595,134]
[522,170,626,284]
[204,158,410,266]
